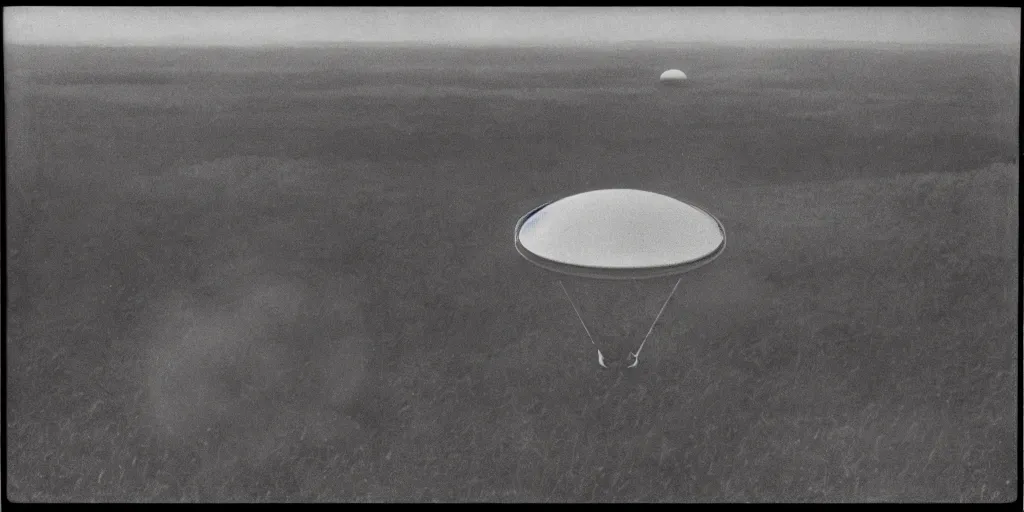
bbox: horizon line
[7,38,1019,50]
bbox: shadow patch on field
[140,254,372,498]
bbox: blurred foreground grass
[8,152,1015,501]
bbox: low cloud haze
[4,7,1020,47]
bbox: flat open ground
[5,43,1019,502]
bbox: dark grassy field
[5,42,1019,502]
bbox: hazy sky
[4,7,1020,46]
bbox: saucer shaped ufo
[514,189,725,280]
